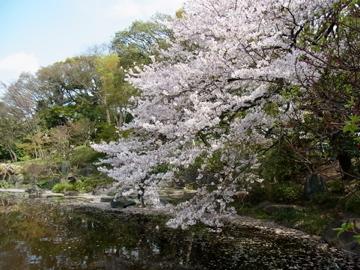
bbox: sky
[0,0,184,85]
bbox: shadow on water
[0,201,357,270]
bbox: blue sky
[0,0,183,84]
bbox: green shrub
[0,180,11,189]
[247,183,268,204]
[73,175,113,193]
[327,180,344,194]
[259,142,306,183]
[272,183,302,203]
[272,208,330,235]
[52,182,76,193]
[69,145,103,167]
[311,192,340,208]
[37,177,60,190]
[94,123,119,142]
[344,191,360,215]
[22,161,57,184]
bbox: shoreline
[0,188,359,258]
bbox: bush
[94,123,119,142]
[0,180,11,189]
[52,174,112,193]
[69,145,103,167]
[327,180,344,194]
[52,182,76,193]
[272,183,302,203]
[311,192,340,209]
[37,177,60,190]
[344,191,360,215]
[73,175,113,193]
[260,142,306,183]
[247,183,268,204]
[22,161,56,184]
[271,208,330,235]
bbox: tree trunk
[138,185,145,207]
[330,132,354,180]
[8,148,17,162]
[103,95,111,125]
[337,152,353,180]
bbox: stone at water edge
[67,174,77,184]
[63,191,79,197]
[259,202,305,215]
[25,186,43,198]
[110,197,137,209]
[100,196,114,203]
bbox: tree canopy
[94,0,360,228]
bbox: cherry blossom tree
[93,0,343,228]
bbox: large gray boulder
[110,197,137,208]
[25,186,42,198]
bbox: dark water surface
[0,201,358,270]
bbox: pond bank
[1,188,359,259]
[1,197,360,269]
[1,199,358,269]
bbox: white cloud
[108,0,184,21]
[0,52,40,74]
[0,52,40,83]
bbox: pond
[0,199,358,270]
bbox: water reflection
[0,202,356,270]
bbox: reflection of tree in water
[0,203,201,269]
[0,202,357,270]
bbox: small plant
[0,180,11,189]
[52,182,76,193]
[334,222,360,244]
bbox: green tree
[95,54,137,127]
[111,16,172,68]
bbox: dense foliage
[94,0,360,228]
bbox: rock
[60,161,71,175]
[64,191,79,197]
[25,186,42,198]
[323,218,360,254]
[78,166,96,176]
[67,174,77,184]
[233,190,249,200]
[304,174,326,199]
[159,197,169,206]
[0,164,22,182]
[110,197,136,209]
[45,193,65,198]
[260,203,304,215]
[100,196,114,203]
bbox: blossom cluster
[94,0,336,227]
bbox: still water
[0,200,357,270]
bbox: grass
[234,203,335,235]
[51,174,113,193]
